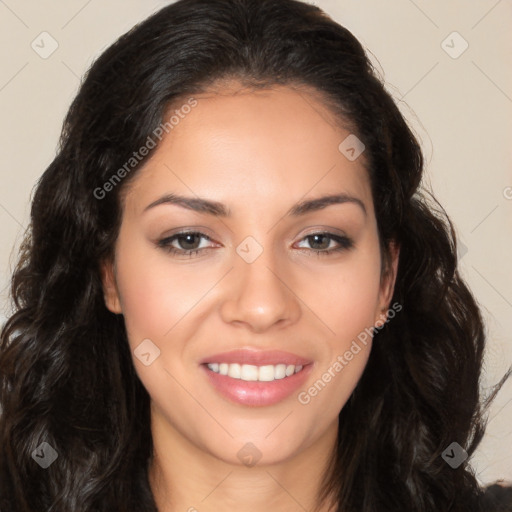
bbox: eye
[157,231,215,258]
[157,230,354,258]
[295,232,354,256]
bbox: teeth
[206,362,304,382]
[285,364,296,377]
[274,364,287,379]
[241,364,259,381]
[228,363,241,379]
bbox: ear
[99,257,122,314]
[375,240,400,324]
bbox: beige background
[1,0,511,484]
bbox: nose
[219,244,301,333]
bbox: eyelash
[157,231,354,258]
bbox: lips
[199,348,312,366]
[199,348,314,407]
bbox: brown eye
[157,231,214,257]
[306,234,331,251]
[296,232,354,256]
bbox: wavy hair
[1,0,511,510]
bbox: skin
[101,82,399,512]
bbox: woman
[0,0,510,510]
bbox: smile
[206,362,303,382]
[200,348,313,406]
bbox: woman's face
[101,84,398,467]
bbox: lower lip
[201,363,313,407]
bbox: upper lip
[200,348,313,366]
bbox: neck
[148,405,339,512]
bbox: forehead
[122,84,372,217]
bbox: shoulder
[481,483,512,512]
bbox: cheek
[305,240,383,344]
[297,263,380,419]
[112,231,211,346]
[297,237,381,410]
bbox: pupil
[180,234,199,250]
[310,234,329,250]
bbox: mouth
[200,349,313,407]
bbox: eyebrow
[143,192,367,217]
